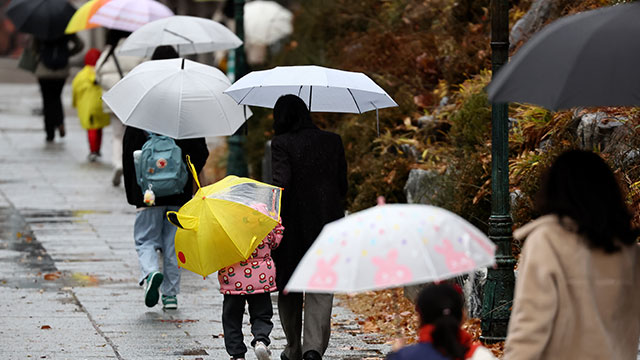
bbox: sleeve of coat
[503,231,559,360]
[271,137,291,190]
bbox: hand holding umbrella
[167,157,283,278]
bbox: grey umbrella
[7,0,76,40]
[487,2,640,111]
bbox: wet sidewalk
[0,76,390,359]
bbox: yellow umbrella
[167,156,282,279]
[65,0,111,34]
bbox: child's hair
[416,283,466,359]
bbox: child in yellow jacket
[72,48,110,162]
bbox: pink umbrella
[89,0,174,32]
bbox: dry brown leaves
[339,288,419,345]
[340,289,505,358]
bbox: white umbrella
[244,0,293,46]
[102,58,251,139]
[117,16,242,57]
[223,65,398,133]
[284,204,496,293]
[89,0,174,32]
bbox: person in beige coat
[504,150,640,360]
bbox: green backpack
[135,133,188,198]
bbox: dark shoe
[46,135,54,143]
[144,271,163,307]
[112,168,123,187]
[57,124,65,138]
[302,350,321,360]
[161,295,177,310]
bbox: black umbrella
[487,2,640,111]
[7,0,76,40]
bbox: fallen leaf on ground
[43,273,60,281]
[40,325,51,330]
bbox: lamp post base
[480,214,516,342]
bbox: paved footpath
[0,77,390,359]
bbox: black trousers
[38,78,66,139]
[278,292,333,360]
[222,293,274,358]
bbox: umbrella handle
[167,211,199,231]
[185,155,201,190]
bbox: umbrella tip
[377,196,386,206]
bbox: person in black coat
[271,95,347,360]
[121,45,209,311]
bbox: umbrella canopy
[117,15,242,57]
[244,0,293,46]
[7,0,76,40]
[167,161,282,278]
[224,65,397,113]
[88,0,174,32]
[284,204,496,293]
[65,0,111,34]
[487,2,640,111]
[102,58,250,139]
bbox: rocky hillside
[246,0,640,245]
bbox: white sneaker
[254,341,271,360]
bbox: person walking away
[218,203,284,360]
[95,29,143,186]
[122,45,209,310]
[71,48,110,161]
[271,94,348,360]
[504,150,640,360]
[386,283,496,360]
[33,34,84,142]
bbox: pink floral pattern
[217,224,283,295]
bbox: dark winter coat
[271,126,347,289]
[122,126,209,208]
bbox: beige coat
[504,215,640,360]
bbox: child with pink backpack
[217,203,284,360]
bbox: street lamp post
[480,0,516,342]
[227,0,249,177]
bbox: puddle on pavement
[0,207,109,289]
[0,207,57,288]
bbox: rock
[509,0,572,51]
[417,114,435,128]
[602,123,639,168]
[403,168,446,205]
[399,144,419,160]
[463,269,487,318]
[510,189,524,210]
[575,112,624,151]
